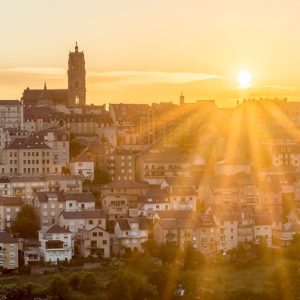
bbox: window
[89,220,93,225]
[92,232,97,237]
[102,240,107,245]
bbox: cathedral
[21,42,86,107]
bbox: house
[136,152,205,185]
[0,232,19,271]
[213,213,238,252]
[34,192,65,227]
[207,176,239,209]
[254,215,273,247]
[45,175,83,193]
[113,217,148,254]
[39,224,72,263]
[215,156,251,176]
[70,154,95,181]
[137,188,170,218]
[59,210,106,234]
[64,192,95,212]
[153,212,218,255]
[0,196,23,230]
[101,181,149,220]
[76,225,110,258]
[169,187,197,211]
[34,191,95,227]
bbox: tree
[48,275,70,300]
[108,269,156,300]
[12,204,40,239]
[78,272,98,295]
[183,245,205,270]
[93,168,111,184]
[69,272,81,290]
[159,243,182,264]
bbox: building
[101,181,149,219]
[0,100,23,129]
[21,43,86,107]
[39,224,72,263]
[0,196,22,231]
[137,188,170,218]
[76,225,110,258]
[136,151,205,185]
[0,137,55,175]
[70,155,95,181]
[34,191,95,227]
[33,129,70,167]
[67,42,86,106]
[106,147,135,181]
[0,232,19,271]
[59,210,106,234]
[153,212,218,255]
[113,217,148,254]
[34,192,65,227]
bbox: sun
[237,70,252,89]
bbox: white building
[39,224,72,263]
[70,158,95,181]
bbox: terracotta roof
[45,224,70,234]
[60,210,105,219]
[64,192,95,203]
[0,232,17,243]
[102,181,149,189]
[0,100,22,106]
[6,137,50,150]
[22,88,68,106]
[117,217,148,231]
[155,210,196,220]
[36,192,64,203]
[0,196,22,206]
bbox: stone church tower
[68,42,86,106]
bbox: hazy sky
[1,0,300,106]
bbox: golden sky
[1,0,300,106]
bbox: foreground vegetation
[2,238,300,299]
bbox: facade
[76,225,110,258]
[34,191,95,227]
[33,129,70,167]
[0,197,22,231]
[39,224,72,263]
[70,158,95,181]
[0,100,23,130]
[0,232,19,270]
[59,210,106,234]
[113,217,148,254]
[0,137,56,175]
[137,188,170,218]
[106,147,135,181]
[34,192,65,227]
[101,181,149,220]
[153,212,218,255]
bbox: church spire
[75,41,78,53]
[44,82,47,90]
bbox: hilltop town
[1,44,300,298]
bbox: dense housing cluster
[1,44,300,273]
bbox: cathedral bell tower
[67,42,86,106]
